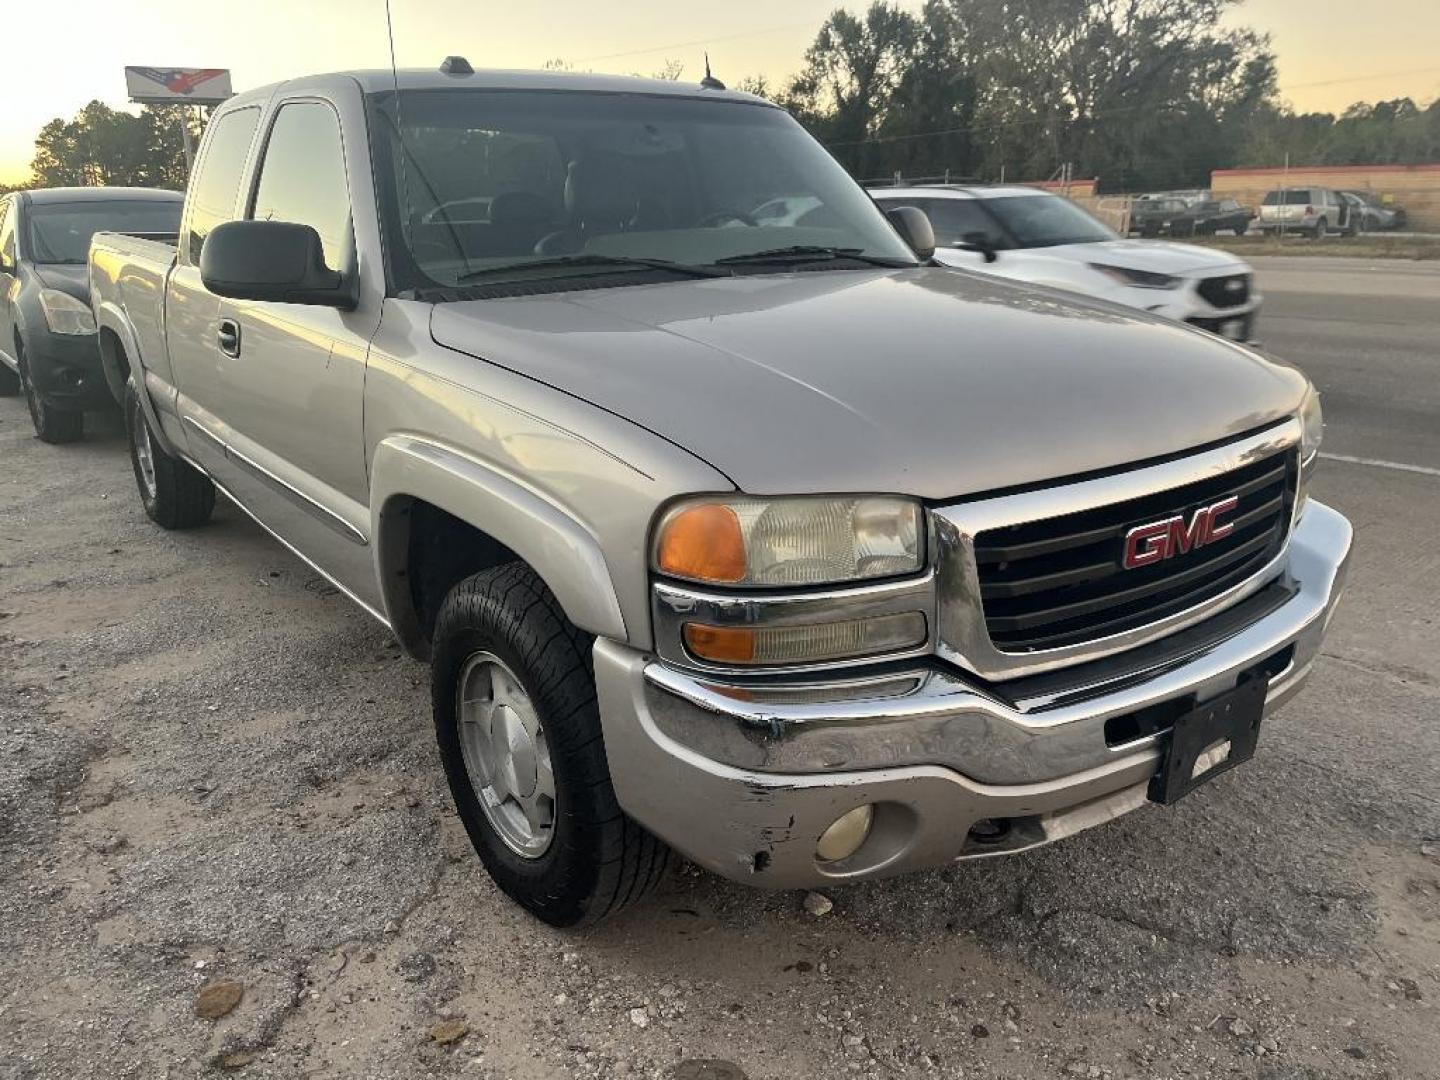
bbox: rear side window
[250,101,352,273]
[1263,189,1313,206]
[186,108,260,265]
[0,198,14,265]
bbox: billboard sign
[125,67,233,106]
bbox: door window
[185,108,261,265]
[889,198,1005,248]
[250,102,352,273]
[0,198,15,266]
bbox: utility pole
[178,106,196,175]
[1280,151,1289,239]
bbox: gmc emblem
[1122,496,1239,570]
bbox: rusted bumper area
[594,502,1351,890]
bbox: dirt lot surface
[3,260,1438,1079]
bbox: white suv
[1258,187,1352,238]
[872,185,1260,341]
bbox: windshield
[978,193,1117,248]
[1139,199,1185,213]
[25,199,181,264]
[366,89,917,292]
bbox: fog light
[816,805,874,863]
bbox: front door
[205,99,380,604]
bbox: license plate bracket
[1147,675,1267,805]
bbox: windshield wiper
[455,253,728,284]
[711,245,914,268]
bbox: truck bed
[89,231,180,404]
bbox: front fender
[370,434,628,655]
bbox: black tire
[18,341,83,443]
[0,361,18,397]
[1312,217,1327,240]
[125,381,215,529]
[432,563,669,927]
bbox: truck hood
[1037,239,1246,276]
[430,268,1307,500]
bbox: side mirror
[958,231,998,263]
[886,206,936,261]
[200,220,356,309]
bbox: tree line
[767,0,1440,191]
[3,102,202,194]
[4,0,1436,196]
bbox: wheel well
[97,328,132,405]
[399,498,520,646]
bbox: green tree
[871,0,981,180]
[29,101,199,190]
[783,3,921,175]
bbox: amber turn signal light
[655,503,747,584]
[682,624,758,664]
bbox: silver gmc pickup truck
[89,63,1351,927]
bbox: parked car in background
[89,64,1348,926]
[1175,199,1254,236]
[872,185,1261,340]
[1340,191,1401,232]
[1130,197,1191,237]
[0,187,182,442]
[1257,187,1351,239]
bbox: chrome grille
[972,449,1296,652]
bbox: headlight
[39,289,97,336]
[653,495,923,588]
[1088,263,1182,290]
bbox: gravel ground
[1,396,1437,1080]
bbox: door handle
[217,319,241,358]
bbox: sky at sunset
[3,0,1437,186]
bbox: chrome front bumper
[595,501,1351,889]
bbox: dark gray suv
[0,187,181,442]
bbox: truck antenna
[384,0,413,251]
[700,53,726,91]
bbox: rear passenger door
[167,106,263,453]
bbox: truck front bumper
[595,501,1351,889]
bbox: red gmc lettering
[1123,495,1241,570]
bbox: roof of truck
[16,187,183,204]
[869,185,1054,200]
[226,66,775,109]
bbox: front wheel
[18,341,83,443]
[125,381,215,529]
[1312,217,1328,240]
[431,563,669,927]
